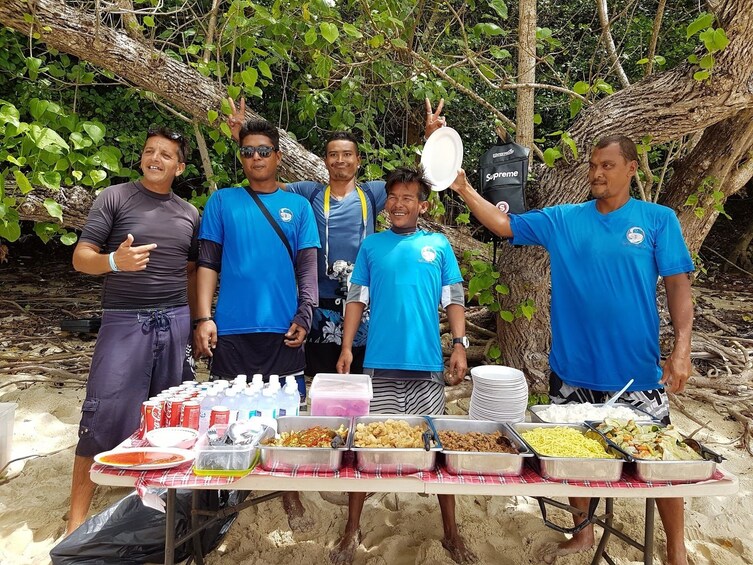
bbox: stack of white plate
[468,365,528,423]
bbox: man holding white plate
[449,134,694,565]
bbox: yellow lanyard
[322,184,369,269]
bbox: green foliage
[686,13,730,82]
[683,176,731,220]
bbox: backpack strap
[309,183,378,232]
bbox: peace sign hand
[226,97,246,143]
[424,97,446,140]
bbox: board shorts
[366,368,446,415]
[76,305,191,457]
[549,371,671,425]
[305,303,368,376]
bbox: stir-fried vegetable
[596,419,702,461]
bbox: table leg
[644,498,655,565]
[192,490,205,565]
[165,488,176,565]
[590,498,614,565]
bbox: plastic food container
[309,373,373,417]
[430,418,532,476]
[193,425,262,477]
[145,427,199,449]
[0,403,17,472]
[258,416,350,472]
[351,415,441,474]
[511,423,625,482]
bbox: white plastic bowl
[145,427,198,449]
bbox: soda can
[182,400,200,430]
[209,406,230,428]
[165,397,184,427]
[139,400,161,438]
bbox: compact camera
[327,260,355,299]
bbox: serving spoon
[603,378,635,407]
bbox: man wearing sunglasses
[193,118,320,528]
[67,126,199,535]
[226,99,446,382]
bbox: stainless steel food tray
[430,418,532,476]
[586,422,722,483]
[258,416,350,472]
[350,415,441,474]
[528,403,658,424]
[511,423,625,482]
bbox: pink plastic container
[310,374,373,417]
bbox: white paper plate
[421,127,463,191]
[94,447,195,470]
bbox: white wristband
[108,251,120,272]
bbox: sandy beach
[1,380,751,565]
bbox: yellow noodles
[522,427,614,459]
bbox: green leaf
[43,198,63,221]
[561,133,578,159]
[258,61,272,79]
[520,302,536,320]
[320,22,339,44]
[699,54,715,70]
[369,35,385,48]
[573,81,589,95]
[207,109,219,123]
[0,217,21,242]
[711,28,729,51]
[473,23,504,36]
[489,46,511,59]
[34,222,57,243]
[26,57,43,80]
[391,38,407,49]
[495,283,510,295]
[543,147,561,168]
[342,23,363,38]
[89,169,107,185]
[478,63,496,80]
[533,114,542,125]
[686,12,715,38]
[96,146,121,172]
[636,58,649,65]
[241,67,258,88]
[694,208,705,219]
[39,171,61,190]
[489,0,508,19]
[13,170,33,194]
[684,194,699,206]
[227,85,241,100]
[71,170,83,181]
[60,231,78,245]
[220,98,232,115]
[70,131,92,150]
[82,121,106,144]
[143,15,155,27]
[488,344,502,360]
[29,98,50,120]
[500,310,514,323]
[569,98,582,119]
[455,212,470,225]
[653,55,666,66]
[304,27,318,46]
[0,103,20,127]
[470,260,490,273]
[693,70,711,81]
[6,155,25,167]
[36,127,70,153]
[687,54,699,64]
[220,123,232,138]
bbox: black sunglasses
[239,145,277,158]
[147,126,184,142]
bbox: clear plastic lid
[309,373,373,399]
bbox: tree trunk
[515,0,536,151]
[0,0,329,184]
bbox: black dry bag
[478,142,530,215]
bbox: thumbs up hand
[112,233,157,271]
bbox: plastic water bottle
[278,376,300,417]
[198,389,220,434]
[258,386,278,428]
[252,373,263,389]
[234,374,248,387]
[269,374,281,391]
[223,388,240,422]
[237,386,256,421]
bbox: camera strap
[242,186,295,265]
[322,184,368,270]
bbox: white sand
[1,383,751,565]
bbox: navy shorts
[305,305,367,376]
[76,306,191,457]
[549,372,671,425]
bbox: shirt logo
[496,201,510,213]
[279,208,293,222]
[626,227,645,245]
[420,246,437,263]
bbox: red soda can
[165,397,184,427]
[209,406,230,428]
[181,400,200,430]
[139,400,161,438]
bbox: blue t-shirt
[351,230,463,371]
[509,198,694,392]
[287,181,386,299]
[199,187,320,335]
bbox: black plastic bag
[51,489,249,564]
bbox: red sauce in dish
[100,451,184,466]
